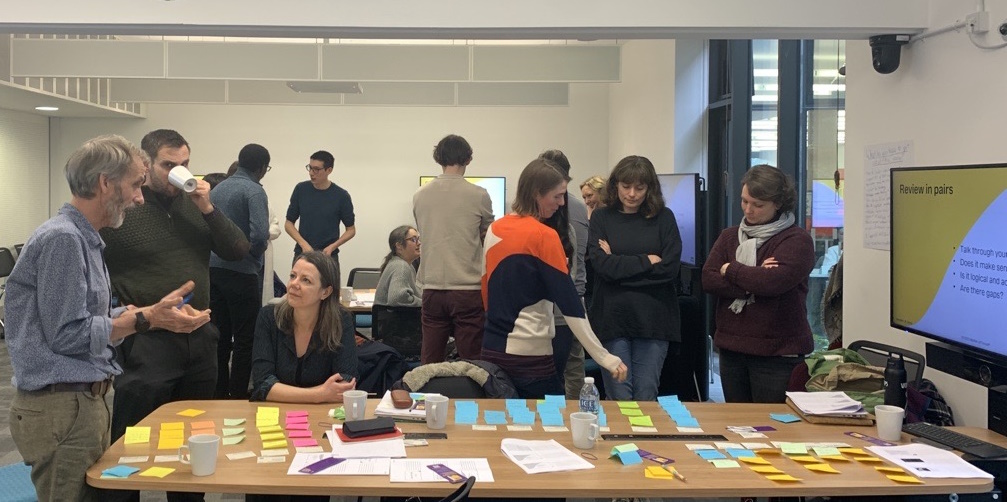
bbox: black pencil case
[342,417,396,438]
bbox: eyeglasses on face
[405,236,421,244]
[265,165,272,172]
[305,164,328,173]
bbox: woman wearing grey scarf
[702,165,815,403]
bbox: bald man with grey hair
[6,135,210,501]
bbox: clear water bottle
[579,376,600,415]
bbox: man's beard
[105,185,130,229]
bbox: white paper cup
[343,390,368,422]
[425,394,449,430]
[570,412,600,449]
[340,287,354,306]
[168,165,198,193]
[178,434,220,476]
[875,405,906,442]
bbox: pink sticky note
[292,438,318,447]
[285,415,308,424]
[287,430,313,438]
[285,422,310,430]
[286,411,309,418]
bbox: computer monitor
[657,173,700,266]
[812,178,845,228]
[419,176,506,220]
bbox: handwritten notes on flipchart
[864,140,914,250]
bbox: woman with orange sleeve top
[481,158,627,399]
[702,164,816,404]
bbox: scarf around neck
[729,211,796,313]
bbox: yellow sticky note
[887,474,924,484]
[819,455,851,462]
[124,426,151,445]
[645,466,674,479]
[176,409,205,418]
[789,455,819,463]
[161,422,184,430]
[766,474,802,482]
[256,418,279,427]
[755,449,782,456]
[616,401,640,409]
[621,409,644,416]
[750,465,785,474]
[159,429,184,440]
[875,466,906,474]
[853,456,883,463]
[738,456,771,465]
[628,416,654,427]
[839,447,867,455]
[262,439,288,450]
[139,467,175,478]
[157,436,184,450]
[260,432,285,441]
[256,406,280,417]
[257,425,282,434]
[805,463,841,474]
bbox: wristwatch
[134,311,150,334]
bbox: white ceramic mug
[425,394,449,430]
[178,434,220,476]
[343,389,368,422]
[875,404,906,442]
[570,412,600,449]
[168,165,198,193]
[340,287,354,306]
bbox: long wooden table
[86,399,1000,498]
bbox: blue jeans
[600,338,669,401]
[718,347,802,403]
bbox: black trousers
[210,268,261,399]
[105,323,219,502]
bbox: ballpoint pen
[663,464,687,482]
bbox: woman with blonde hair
[580,175,606,218]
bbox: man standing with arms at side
[101,129,249,502]
[7,135,210,501]
[209,144,271,399]
[285,150,356,288]
[413,134,494,363]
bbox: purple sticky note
[427,463,467,484]
[638,449,674,465]
[299,456,344,474]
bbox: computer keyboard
[902,421,1007,459]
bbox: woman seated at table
[374,225,422,307]
[251,250,358,404]
[481,158,627,399]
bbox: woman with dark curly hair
[702,164,815,403]
[587,155,682,401]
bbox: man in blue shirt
[6,135,210,501]
[209,143,271,399]
[284,150,356,288]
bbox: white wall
[844,0,1007,426]
[0,109,49,249]
[608,40,677,172]
[49,84,611,283]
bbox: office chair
[347,267,381,290]
[13,243,24,258]
[848,340,926,389]
[0,247,17,336]
[372,305,422,360]
[404,476,476,502]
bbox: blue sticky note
[697,449,727,460]
[770,413,802,424]
[539,412,564,427]
[505,399,527,410]
[725,448,757,458]
[103,465,141,478]
[544,394,567,408]
[598,412,608,427]
[511,411,536,425]
[675,417,700,428]
[617,450,643,465]
[657,395,680,405]
[484,410,508,425]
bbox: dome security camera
[869,35,910,74]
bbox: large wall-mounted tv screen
[420,176,506,220]
[891,163,1007,360]
[812,179,845,228]
[657,173,700,266]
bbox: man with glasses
[285,150,356,288]
[208,144,272,399]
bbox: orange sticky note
[190,421,215,430]
[789,455,819,463]
[191,428,215,437]
[750,465,785,474]
[738,456,771,465]
[176,409,205,418]
[887,474,924,484]
[805,463,841,474]
[766,474,802,482]
[139,467,175,478]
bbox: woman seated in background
[374,225,422,307]
[482,158,627,399]
[701,164,815,404]
[251,250,358,404]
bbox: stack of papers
[500,438,594,474]
[785,391,867,417]
[328,425,406,458]
[868,443,994,479]
[374,390,427,421]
